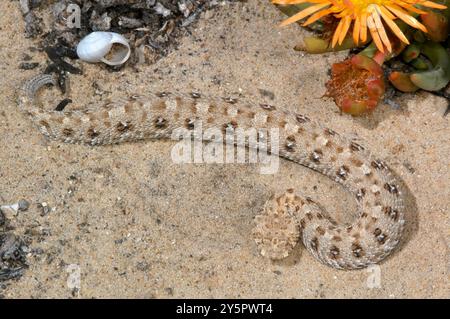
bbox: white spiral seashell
[76,32,131,66]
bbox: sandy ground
[0,0,449,298]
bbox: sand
[0,0,449,298]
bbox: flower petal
[367,15,385,53]
[339,15,352,44]
[360,11,368,43]
[379,6,410,44]
[372,7,392,52]
[420,1,447,10]
[279,2,331,26]
[353,16,360,45]
[332,18,345,47]
[303,8,333,25]
[385,4,428,32]
[272,0,311,4]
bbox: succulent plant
[271,0,450,115]
[409,41,450,90]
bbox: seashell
[76,31,131,66]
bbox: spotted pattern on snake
[18,74,405,270]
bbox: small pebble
[22,53,32,61]
[19,62,39,70]
[164,287,174,296]
[18,199,30,211]
[0,209,5,226]
[403,162,416,174]
[19,0,30,15]
[38,202,50,216]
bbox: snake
[17,73,405,269]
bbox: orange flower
[272,0,447,52]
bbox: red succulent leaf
[389,71,419,92]
[326,54,385,115]
[421,10,449,42]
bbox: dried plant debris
[18,0,238,65]
[19,0,44,38]
[0,225,29,283]
[0,233,28,282]
[0,206,29,284]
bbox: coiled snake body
[18,74,405,269]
